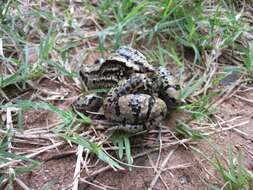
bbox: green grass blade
[1,100,75,124]
[123,1,147,23]
[117,139,124,160]
[39,26,56,61]
[244,41,253,72]
[180,76,205,100]
[74,109,92,125]
[63,134,123,170]
[162,0,173,19]
[175,119,205,140]
[123,136,133,169]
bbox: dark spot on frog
[134,60,144,67]
[124,85,131,92]
[128,95,142,122]
[119,52,130,61]
[122,118,127,124]
[115,100,121,116]
[79,71,88,85]
[146,96,155,120]
[117,88,128,97]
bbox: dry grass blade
[72,145,84,190]
[148,148,177,190]
[204,120,250,136]
[233,94,253,104]
[0,141,65,169]
[15,178,32,190]
[78,178,113,190]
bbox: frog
[75,46,181,133]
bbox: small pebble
[179,175,189,185]
[220,71,240,86]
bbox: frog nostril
[94,59,100,64]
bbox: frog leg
[106,73,157,99]
[103,73,157,115]
[106,115,164,134]
[144,115,165,131]
[106,124,145,134]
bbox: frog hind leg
[144,115,164,131]
[106,124,144,134]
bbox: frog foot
[105,124,145,134]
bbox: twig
[155,132,162,171]
[72,145,84,190]
[233,94,253,104]
[78,178,107,190]
[0,141,65,169]
[148,148,177,190]
[204,120,250,136]
[162,162,193,171]
[214,115,249,137]
[0,129,57,140]
[148,154,170,190]
[15,178,32,190]
[6,108,13,152]
[0,89,9,100]
[93,180,118,190]
[10,138,50,146]
[192,116,242,128]
[25,121,64,132]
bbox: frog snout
[165,87,180,101]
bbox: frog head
[156,66,181,108]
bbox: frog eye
[174,85,180,90]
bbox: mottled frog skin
[76,46,181,133]
[79,46,155,91]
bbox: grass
[192,145,253,190]
[0,0,253,189]
[0,133,40,189]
